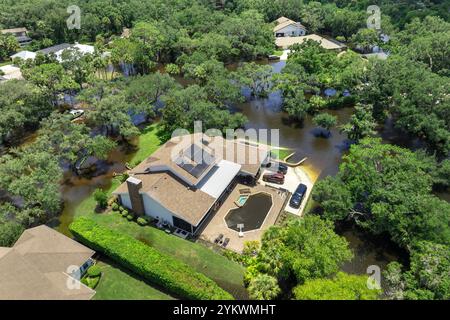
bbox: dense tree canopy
[384,241,450,300]
[313,138,450,249]
[245,215,353,295]
[294,272,381,300]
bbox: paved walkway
[279,49,291,61]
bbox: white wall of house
[119,194,132,210]
[275,24,306,37]
[142,193,174,225]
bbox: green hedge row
[69,217,233,300]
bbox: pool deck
[198,183,287,253]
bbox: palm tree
[248,274,281,300]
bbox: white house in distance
[273,16,307,37]
[38,43,95,62]
[10,50,36,61]
[10,43,96,63]
[113,133,270,235]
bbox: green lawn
[271,148,293,160]
[93,258,175,300]
[272,50,284,57]
[128,123,164,167]
[89,211,247,299]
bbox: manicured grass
[271,148,293,160]
[272,50,284,57]
[127,123,164,167]
[93,258,175,300]
[89,211,247,299]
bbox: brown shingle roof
[275,34,346,50]
[0,225,95,300]
[273,18,306,33]
[275,17,293,25]
[1,27,27,34]
[114,133,269,226]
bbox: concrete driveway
[258,165,313,216]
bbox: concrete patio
[198,183,287,253]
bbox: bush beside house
[69,216,234,300]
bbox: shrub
[137,217,148,226]
[119,206,125,212]
[126,215,134,221]
[112,203,119,211]
[93,189,108,209]
[87,276,100,289]
[121,210,129,217]
[87,265,102,278]
[82,275,100,289]
[0,221,24,247]
[69,217,233,300]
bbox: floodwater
[50,59,407,275]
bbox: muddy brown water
[27,59,429,279]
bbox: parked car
[290,184,308,209]
[277,163,288,175]
[263,173,285,184]
[69,109,84,119]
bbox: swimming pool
[236,195,249,206]
[225,193,273,232]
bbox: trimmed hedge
[69,217,233,300]
[87,265,102,278]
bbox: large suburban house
[0,225,95,300]
[1,27,32,46]
[275,34,347,51]
[113,133,270,236]
[10,43,97,63]
[38,43,95,62]
[273,16,307,37]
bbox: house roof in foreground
[113,133,270,226]
[275,34,346,50]
[0,225,95,300]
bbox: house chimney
[126,177,145,215]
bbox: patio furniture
[238,224,245,238]
[214,234,224,244]
[239,188,251,195]
[222,238,230,248]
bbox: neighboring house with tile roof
[275,34,347,51]
[0,225,95,300]
[113,133,270,235]
[1,27,32,46]
[273,16,307,37]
